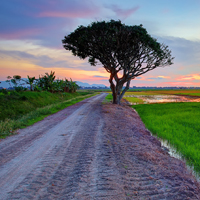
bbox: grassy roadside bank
[132,102,200,174]
[0,91,97,138]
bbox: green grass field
[132,102,200,174]
[0,90,97,138]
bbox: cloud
[147,76,170,80]
[93,75,108,78]
[177,74,200,81]
[37,0,100,19]
[10,0,101,19]
[0,49,70,68]
[0,0,101,45]
[0,47,104,72]
[162,9,170,14]
[157,36,200,65]
[106,4,139,19]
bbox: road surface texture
[0,93,200,199]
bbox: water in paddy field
[159,138,200,182]
[125,95,200,104]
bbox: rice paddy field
[153,89,200,96]
[123,89,200,176]
[127,89,200,96]
[123,89,200,104]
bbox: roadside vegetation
[130,92,200,175]
[0,71,99,138]
[0,90,97,138]
[5,71,79,93]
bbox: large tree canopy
[62,20,174,104]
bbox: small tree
[6,76,12,87]
[36,71,56,92]
[27,76,35,91]
[69,78,79,93]
[63,78,70,92]
[62,20,174,104]
[6,75,25,91]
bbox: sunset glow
[0,0,200,87]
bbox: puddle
[159,138,200,182]
[125,95,200,104]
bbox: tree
[62,20,174,104]
[11,75,22,87]
[69,78,79,93]
[27,76,35,91]
[6,76,12,87]
[37,71,56,92]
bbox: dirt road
[0,93,200,199]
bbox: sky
[0,0,200,87]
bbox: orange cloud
[177,74,200,81]
[0,55,110,85]
[157,76,170,79]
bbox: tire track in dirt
[0,98,88,166]
[0,93,115,199]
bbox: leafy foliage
[27,76,35,91]
[62,20,174,104]
[6,75,26,92]
[5,71,79,93]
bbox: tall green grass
[132,102,200,173]
[0,91,96,138]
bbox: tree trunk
[30,84,33,91]
[64,86,69,92]
[109,74,131,105]
[119,79,131,102]
[109,75,124,105]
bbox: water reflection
[160,139,200,182]
[125,95,200,104]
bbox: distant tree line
[4,71,79,93]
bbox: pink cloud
[162,9,170,14]
[0,28,41,40]
[35,0,101,19]
[162,81,200,87]
[109,5,139,19]
[177,74,200,81]
[38,10,98,18]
